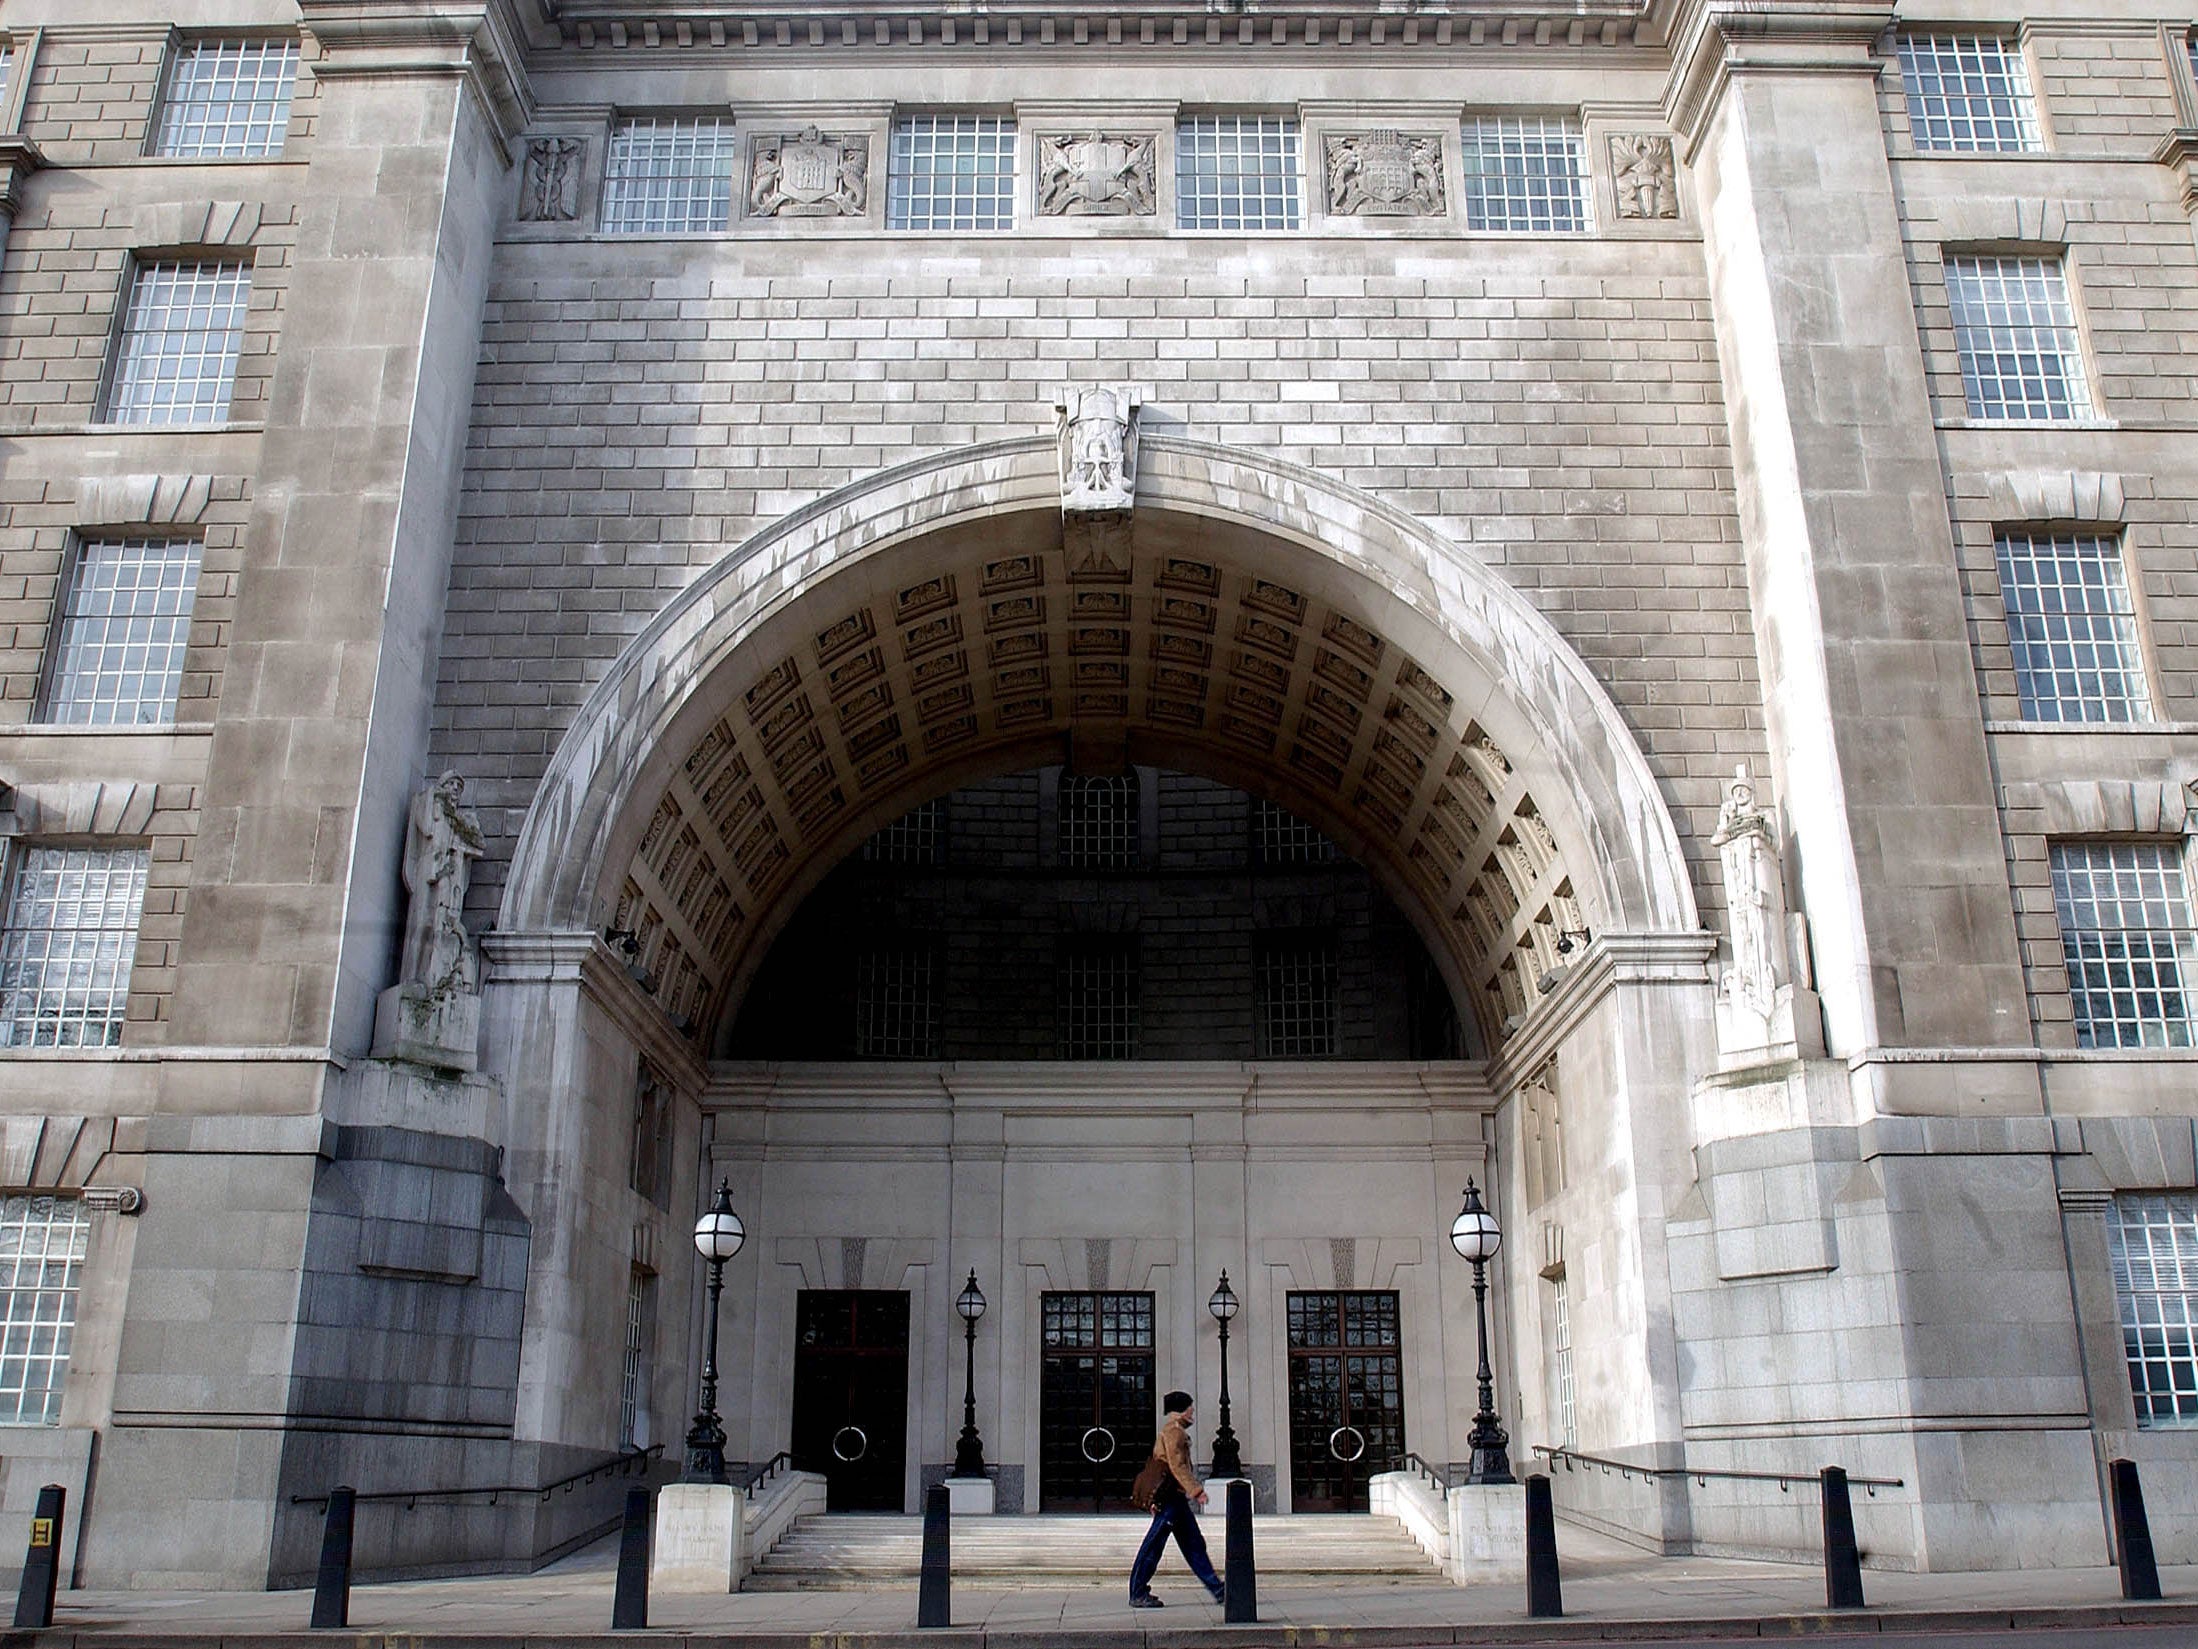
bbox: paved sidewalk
[18,1524,2198,1646]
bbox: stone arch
[499,435,1698,1051]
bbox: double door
[1286,1290,1405,1512]
[1038,1290,1155,1511]
[790,1290,910,1511]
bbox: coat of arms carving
[1036,133,1157,217]
[1610,133,1679,220]
[750,127,869,218]
[1325,130,1445,217]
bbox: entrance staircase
[745,1512,1446,1589]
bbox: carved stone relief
[1610,133,1678,220]
[1325,130,1445,217]
[1035,133,1157,216]
[1055,384,1141,515]
[518,137,584,223]
[750,127,869,218]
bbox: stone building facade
[0,0,2192,1591]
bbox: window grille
[1254,798,1337,865]
[39,538,203,726]
[0,848,150,1049]
[0,1197,89,1425]
[1460,117,1590,233]
[1994,533,2149,723]
[2109,1194,2198,1428]
[1896,35,2041,153]
[2049,841,2194,1049]
[602,118,736,234]
[862,798,946,865]
[618,1266,656,1448]
[152,39,299,159]
[1256,937,1339,1057]
[1176,117,1302,231]
[1944,255,2092,422]
[855,946,938,1057]
[1551,1272,1577,1449]
[887,117,1016,231]
[101,261,251,427]
[1059,774,1139,869]
[1059,938,1138,1058]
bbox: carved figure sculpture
[401,771,486,996]
[1712,764,1784,1019]
[751,127,868,217]
[1610,133,1679,220]
[518,137,584,223]
[1056,384,1142,514]
[1036,133,1157,216]
[1326,130,1445,217]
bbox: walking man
[1128,1390,1225,1608]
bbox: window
[1460,117,1590,233]
[0,47,13,117]
[1254,798,1337,866]
[100,260,251,427]
[862,798,945,865]
[854,945,938,1057]
[1059,774,1139,869]
[2108,1195,2198,1428]
[1176,117,1302,231]
[887,117,1015,231]
[1994,532,2150,723]
[0,1197,90,1425]
[0,848,150,1048]
[151,39,299,159]
[1896,35,2041,153]
[39,538,203,726]
[1944,255,2092,422]
[1256,936,1339,1057]
[601,117,736,234]
[1059,937,1138,1058]
[1550,1272,1578,1449]
[628,1068,673,1207]
[2049,842,2194,1049]
[618,1265,656,1448]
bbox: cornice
[482,928,712,1089]
[1660,0,1892,160]
[1485,929,1715,1094]
[2157,128,2198,218]
[299,0,536,152]
[0,137,46,220]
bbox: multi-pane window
[100,261,252,426]
[1256,936,1339,1057]
[0,848,150,1049]
[1550,1273,1578,1449]
[2108,1195,2198,1428]
[862,798,945,865]
[887,117,1015,231]
[618,1266,656,1448]
[1944,255,2092,422]
[2188,30,2198,95]
[855,945,938,1057]
[0,1197,90,1425]
[1176,117,1302,231]
[2050,842,2194,1049]
[151,39,299,159]
[1059,937,1138,1058]
[1994,533,2150,723]
[1896,35,2041,153]
[1059,774,1139,869]
[1254,798,1338,865]
[39,538,203,726]
[601,118,736,234]
[0,48,13,117]
[1460,117,1590,233]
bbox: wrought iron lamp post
[1449,1178,1515,1485]
[951,1269,988,1478]
[1208,1270,1243,1478]
[683,1179,746,1484]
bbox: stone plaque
[1325,130,1444,217]
[751,127,868,217]
[517,136,584,222]
[1036,133,1157,216]
[1610,132,1678,220]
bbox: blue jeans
[1129,1494,1222,1599]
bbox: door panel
[1286,1290,1404,1512]
[1039,1290,1154,1511]
[790,1290,910,1511]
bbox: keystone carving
[1056,384,1141,515]
[518,136,584,223]
[1610,133,1678,220]
[1325,130,1444,217]
[750,127,869,218]
[1036,133,1157,216]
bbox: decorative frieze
[1035,133,1157,216]
[749,126,869,217]
[518,136,585,222]
[1609,133,1678,220]
[1324,130,1445,216]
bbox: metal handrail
[1532,1444,1904,1495]
[289,1443,663,1509]
[741,1450,797,1493]
[1387,1451,1451,1491]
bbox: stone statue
[400,772,485,997]
[1056,384,1141,515]
[1710,763,1824,1063]
[1610,133,1678,221]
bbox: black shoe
[1129,1595,1164,1609]
[1207,1586,1226,1605]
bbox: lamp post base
[683,1414,729,1485]
[944,1475,996,1515]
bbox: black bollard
[2109,1458,2162,1602]
[1524,1474,1562,1619]
[1820,1466,1865,1610]
[917,1481,951,1628]
[612,1487,651,1629]
[309,1486,356,1629]
[11,1483,65,1629]
[1223,1477,1257,1623]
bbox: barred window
[1944,255,2092,422]
[618,1266,656,1449]
[100,261,252,427]
[1176,117,1302,231]
[0,848,150,1049]
[1059,774,1139,869]
[1896,35,2041,153]
[2108,1195,2198,1428]
[855,946,938,1058]
[1550,1272,1578,1449]
[39,538,203,726]
[1256,936,1339,1057]
[0,1197,90,1425]
[862,798,946,865]
[152,39,299,159]
[887,117,1015,231]
[2050,842,2194,1049]
[1059,937,1138,1059]
[602,118,736,234]
[1253,798,1337,865]
[1461,117,1590,233]
[1995,533,2149,724]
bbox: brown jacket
[1155,1411,1201,1498]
